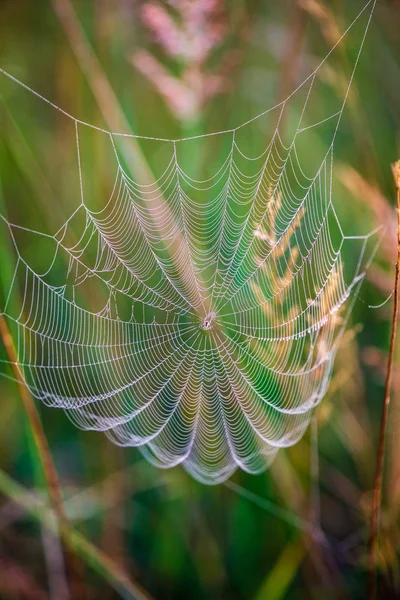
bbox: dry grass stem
[0,313,86,598]
[368,160,400,599]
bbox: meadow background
[0,0,399,598]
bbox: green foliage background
[0,1,399,598]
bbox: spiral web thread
[0,0,379,484]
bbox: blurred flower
[132,0,240,122]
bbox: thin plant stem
[367,160,400,599]
[0,469,154,600]
[0,313,86,599]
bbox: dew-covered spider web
[0,0,380,485]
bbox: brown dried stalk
[0,313,86,598]
[368,160,400,599]
[0,469,154,600]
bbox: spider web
[0,0,379,484]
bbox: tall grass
[0,1,399,598]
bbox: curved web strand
[0,0,379,484]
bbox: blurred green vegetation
[0,1,400,599]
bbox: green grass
[0,1,399,599]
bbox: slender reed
[0,313,86,599]
[368,160,400,599]
[0,469,153,600]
